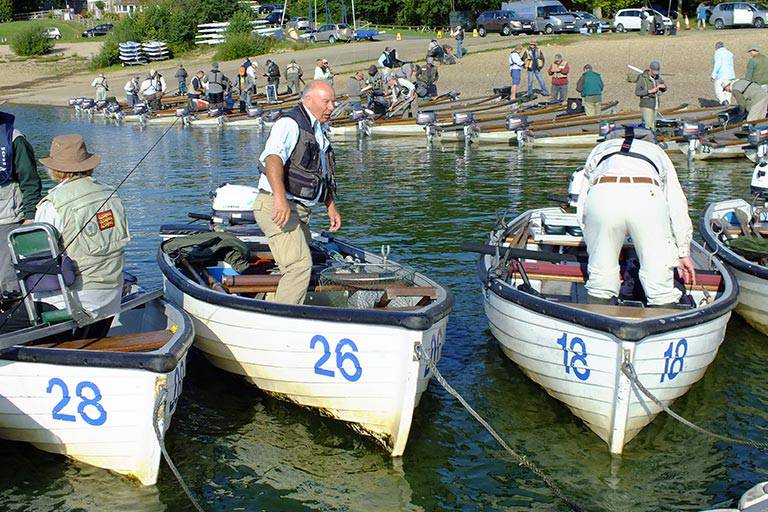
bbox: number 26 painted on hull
[310,335,363,382]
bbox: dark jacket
[635,71,665,109]
[266,62,280,85]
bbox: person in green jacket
[723,79,768,121]
[745,47,768,89]
[0,105,42,294]
[635,60,666,130]
[576,64,604,117]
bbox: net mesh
[319,262,416,309]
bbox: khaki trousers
[584,100,601,118]
[640,107,656,130]
[747,96,768,122]
[253,192,313,305]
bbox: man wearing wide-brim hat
[34,134,130,329]
[745,46,768,91]
[0,100,42,295]
[723,78,768,121]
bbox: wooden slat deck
[36,329,173,352]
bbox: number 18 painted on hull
[556,333,591,381]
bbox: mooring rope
[153,386,206,512]
[621,361,768,451]
[415,344,585,512]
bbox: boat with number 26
[470,207,738,453]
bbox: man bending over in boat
[254,80,341,305]
[575,126,696,307]
[35,134,131,337]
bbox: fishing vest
[40,177,130,290]
[282,104,336,203]
[0,113,24,225]
[286,63,301,80]
[208,70,224,94]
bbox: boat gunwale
[158,234,454,331]
[478,209,739,341]
[700,201,768,280]
[0,296,195,373]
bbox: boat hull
[676,142,746,160]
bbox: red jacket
[548,61,569,86]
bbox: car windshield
[539,5,568,15]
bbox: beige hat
[40,134,101,172]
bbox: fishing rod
[0,116,181,334]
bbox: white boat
[701,199,768,335]
[471,207,737,454]
[0,289,194,485]
[676,140,747,160]
[157,189,453,456]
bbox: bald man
[254,81,341,304]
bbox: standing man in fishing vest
[285,59,303,94]
[576,64,604,117]
[35,134,130,328]
[124,76,140,107]
[140,69,167,111]
[0,107,42,294]
[264,59,280,100]
[175,64,188,95]
[575,127,695,306]
[524,42,548,97]
[547,54,569,103]
[91,73,109,101]
[635,60,666,130]
[418,57,439,97]
[254,81,341,305]
[723,79,768,121]
[711,42,735,105]
[207,63,226,109]
[451,25,465,59]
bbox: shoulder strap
[596,129,660,174]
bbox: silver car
[309,24,353,43]
[709,2,768,28]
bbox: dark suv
[476,10,530,36]
[81,23,114,38]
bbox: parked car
[81,23,113,38]
[288,16,310,30]
[44,27,62,39]
[258,4,282,14]
[570,11,612,32]
[309,23,353,43]
[709,2,768,28]
[613,8,672,31]
[475,10,530,36]
[501,0,577,34]
[264,10,285,25]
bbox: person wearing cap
[254,81,341,305]
[206,62,226,109]
[90,73,109,102]
[745,47,768,90]
[508,45,524,101]
[34,134,130,325]
[450,25,465,59]
[378,47,399,69]
[576,64,604,117]
[236,65,256,111]
[524,42,548,97]
[346,71,368,110]
[139,69,167,111]
[175,63,188,95]
[313,59,333,86]
[711,42,735,105]
[386,75,416,105]
[635,60,666,130]
[547,54,569,103]
[575,127,695,307]
[723,78,768,121]
[366,64,384,93]
[285,59,303,94]
[123,75,140,107]
[418,57,439,97]
[0,105,42,294]
[264,58,281,99]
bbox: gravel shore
[1,28,765,111]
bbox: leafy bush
[0,0,12,23]
[214,33,275,61]
[10,25,54,56]
[225,8,255,35]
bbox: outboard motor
[208,107,225,127]
[681,121,705,163]
[95,99,108,110]
[176,107,191,126]
[750,125,768,197]
[567,169,586,208]
[266,109,283,123]
[81,98,95,117]
[211,183,260,225]
[68,97,78,107]
[598,120,616,139]
[453,112,477,145]
[106,102,122,121]
[247,105,264,118]
[350,108,374,138]
[133,103,149,125]
[506,115,529,145]
[416,111,437,144]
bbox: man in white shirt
[508,45,524,101]
[576,127,695,306]
[254,81,341,305]
[711,41,735,105]
[386,76,415,104]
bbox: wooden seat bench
[36,329,173,352]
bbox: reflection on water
[1,105,766,511]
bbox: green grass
[0,19,89,44]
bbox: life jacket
[597,126,660,173]
[286,63,301,80]
[38,177,130,290]
[0,113,23,225]
[282,104,336,203]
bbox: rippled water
[1,105,766,512]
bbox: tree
[0,0,12,22]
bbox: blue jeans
[455,38,464,58]
[527,70,548,96]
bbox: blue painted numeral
[660,338,688,383]
[556,333,591,381]
[424,330,443,377]
[47,378,107,425]
[310,335,363,382]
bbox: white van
[613,8,672,31]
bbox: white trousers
[582,183,681,305]
[713,78,732,105]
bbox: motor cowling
[176,107,189,117]
[506,115,528,131]
[211,183,259,224]
[681,121,705,141]
[598,120,616,138]
[453,112,474,125]
[266,110,283,122]
[95,99,108,109]
[208,107,223,118]
[74,97,85,106]
[751,161,768,197]
[68,97,78,106]
[350,109,368,121]
[133,104,148,115]
[416,111,437,126]
[81,98,95,109]
[107,103,121,113]
[247,106,264,118]
[748,124,768,148]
